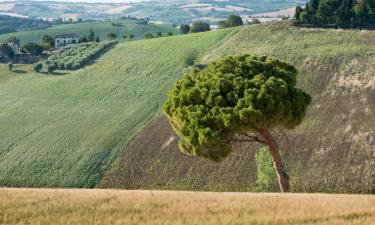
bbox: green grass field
[0,28,237,188]
[101,22,375,193]
[1,189,374,225]
[0,19,179,45]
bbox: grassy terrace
[0,189,374,225]
[0,28,236,187]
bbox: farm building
[54,34,80,48]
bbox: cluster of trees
[218,14,244,28]
[180,15,247,35]
[0,43,15,60]
[42,42,114,73]
[295,0,375,28]
[80,29,100,43]
[0,15,51,35]
[180,21,211,34]
[144,32,173,39]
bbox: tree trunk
[258,129,290,193]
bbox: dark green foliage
[219,14,244,28]
[33,62,43,73]
[163,55,311,162]
[144,33,154,39]
[107,32,117,40]
[129,34,135,40]
[255,147,280,192]
[180,24,191,34]
[191,21,211,33]
[22,42,43,56]
[0,43,14,59]
[80,35,88,43]
[42,35,54,49]
[122,35,127,40]
[88,28,96,42]
[168,32,173,36]
[249,18,261,25]
[157,32,162,37]
[295,0,375,28]
[0,15,51,35]
[7,37,20,45]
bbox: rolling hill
[0,0,306,24]
[0,21,374,193]
[100,22,375,193]
[0,28,236,187]
[0,19,179,45]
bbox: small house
[54,34,80,48]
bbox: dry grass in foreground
[0,189,374,225]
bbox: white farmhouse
[54,34,80,48]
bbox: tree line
[295,0,375,28]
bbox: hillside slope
[0,19,178,45]
[0,28,236,187]
[101,22,375,193]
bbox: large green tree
[163,55,311,192]
[190,21,211,33]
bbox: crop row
[43,42,115,72]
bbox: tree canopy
[180,24,191,34]
[163,55,311,162]
[190,21,211,33]
[219,14,244,28]
[295,0,375,28]
[22,42,44,55]
[163,55,311,192]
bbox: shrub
[33,63,43,73]
[249,18,261,25]
[144,33,154,39]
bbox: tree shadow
[49,71,69,76]
[12,70,27,74]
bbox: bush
[33,63,43,73]
[181,50,197,66]
[249,18,261,25]
[144,33,154,39]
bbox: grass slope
[0,28,236,188]
[101,22,375,193]
[1,189,375,225]
[0,19,178,45]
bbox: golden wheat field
[0,189,374,225]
